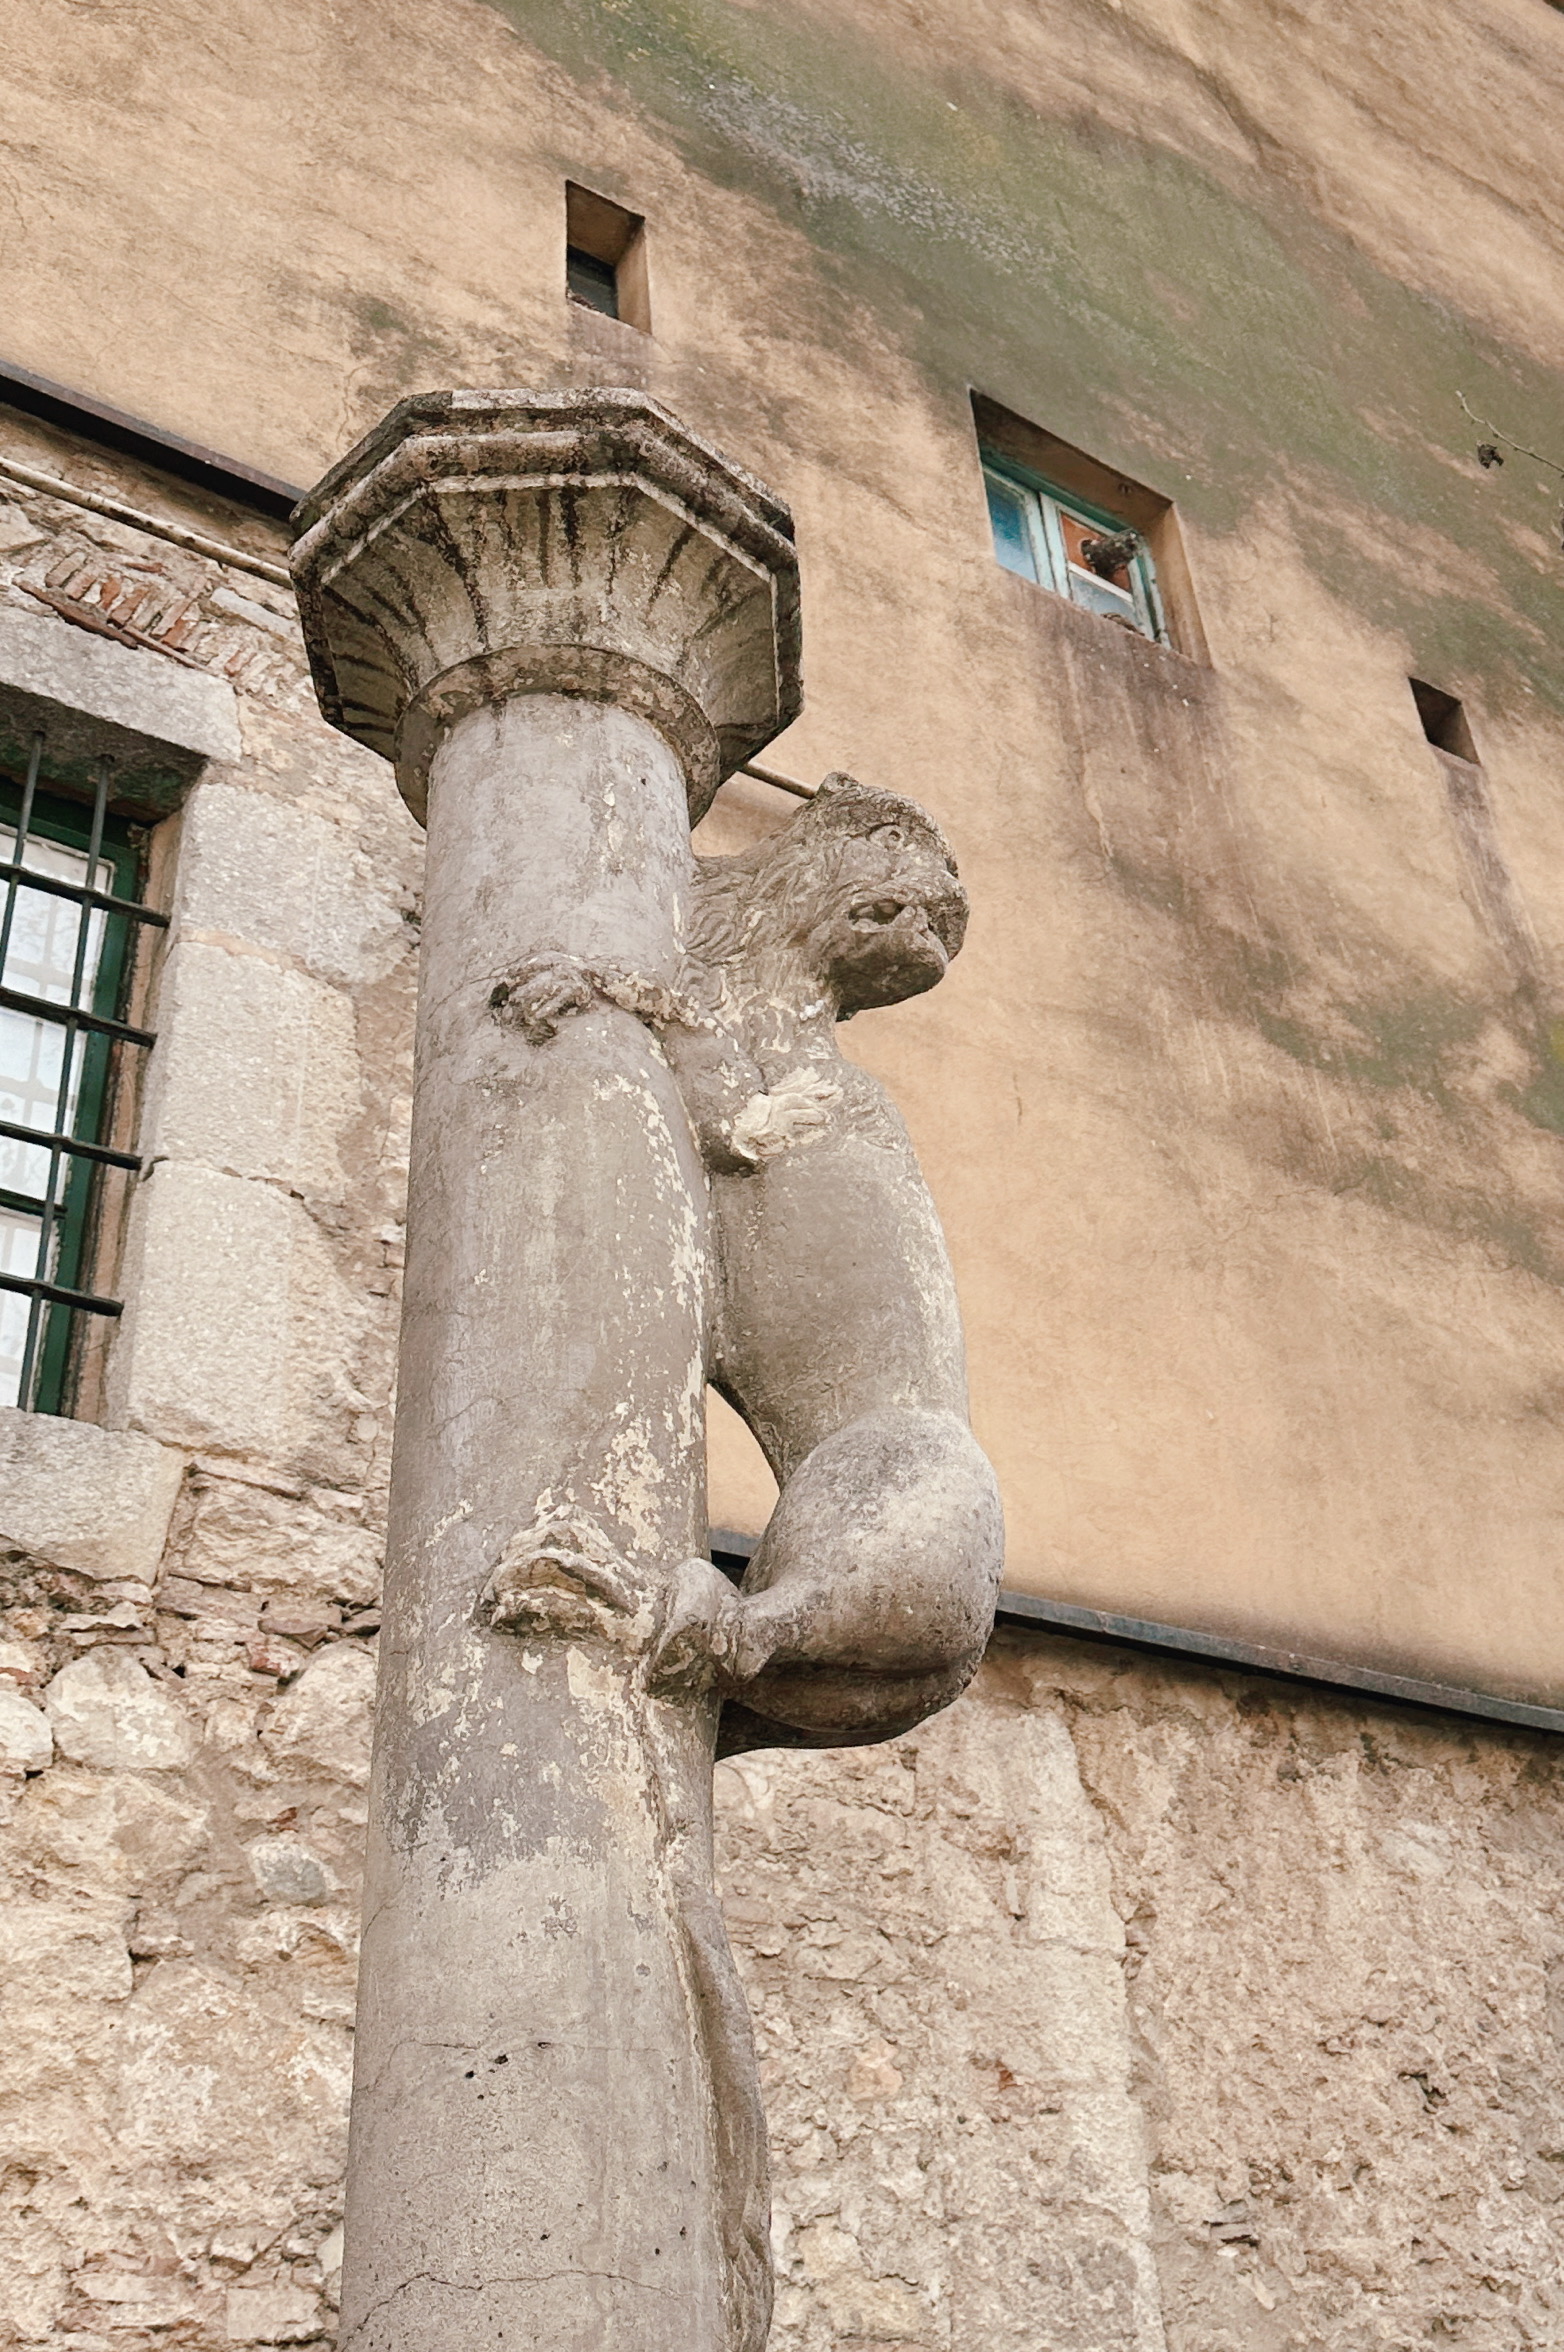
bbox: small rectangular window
[971,393,1205,659]
[0,740,163,1413]
[565,182,650,334]
[981,451,1164,640]
[1410,678,1479,764]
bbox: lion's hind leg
[714,1406,1003,1745]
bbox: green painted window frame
[0,770,142,1413]
[980,448,1166,642]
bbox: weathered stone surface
[108,1163,365,1462]
[248,1832,338,1905]
[0,1892,134,2089]
[176,1476,383,1608]
[290,387,803,821]
[261,1646,375,1786]
[715,1681,1163,2352]
[224,2284,325,2342]
[140,937,359,1197]
[176,778,415,989]
[0,1410,186,1583]
[16,1766,209,1892]
[45,1650,195,1772]
[290,390,817,2352]
[0,598,241,763]
[0,1682,52,1773]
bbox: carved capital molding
[289,388,803,823]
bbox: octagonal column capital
[290,388,803,825]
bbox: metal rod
[2,732,48,1410]
[0,984,154,1048]
[0,1118,140,1172]
[0,858,169,926]
[736,759,816,799]
[0,731,44,978]
[18,757,110,1407]
[0,452,294,586]
[0,1268,123,1316]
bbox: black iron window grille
[0,734,166,1413]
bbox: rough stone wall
[0,415,410,2351]
[720,1636,1564,2352]
[8,1570,1564,2352]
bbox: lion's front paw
[480,1513,654,1647]
[729,1066,841,1164]
[489,953,597,1045]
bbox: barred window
[0,738,163,1412]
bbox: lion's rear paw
[649,1558,754,1697]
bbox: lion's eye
[869,826,905,850]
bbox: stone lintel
[289,388,803,826]
[0,603,241,815]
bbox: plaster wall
[7,0,1564,1692]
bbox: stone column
[291,392,801,2352]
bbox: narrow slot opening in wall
[1410,678,1479,764]
[565,183,650,334]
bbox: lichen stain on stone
[482,0,1564,712]
[1088,820,1564,1283]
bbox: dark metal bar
[0,1268,123,1316]
[704,1527,1564,1738]
[991,1589,1564,1737]
[736,759,815,800]
[0,1118,140,1172]
[0,353,305,520]
[0,983,154,1048]
[18,760,110,1407]
[0,732,43,978]
[0,859,169,927]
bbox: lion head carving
[688,773,968,1020]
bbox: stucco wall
[7,0,1564,1690]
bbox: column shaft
[341,695,725,2352]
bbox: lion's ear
[814,770,861,798]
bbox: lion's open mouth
[849,898,910,930]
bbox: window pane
[566,246,619,317]
[1066,566,1142,626]
[0,1204,42,1407]
[0,826,106,1200]
[0,827,107,1002]
[984,472,1039,581]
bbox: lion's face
[805,820,969,1017]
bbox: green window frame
[981,450,1165,642]
[0,740,163,1414]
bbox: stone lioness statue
[487,772,1003,1753]
[653,772,1004,1755]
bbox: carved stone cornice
[289,388,803,823]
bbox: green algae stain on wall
[480,0,1564,711]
